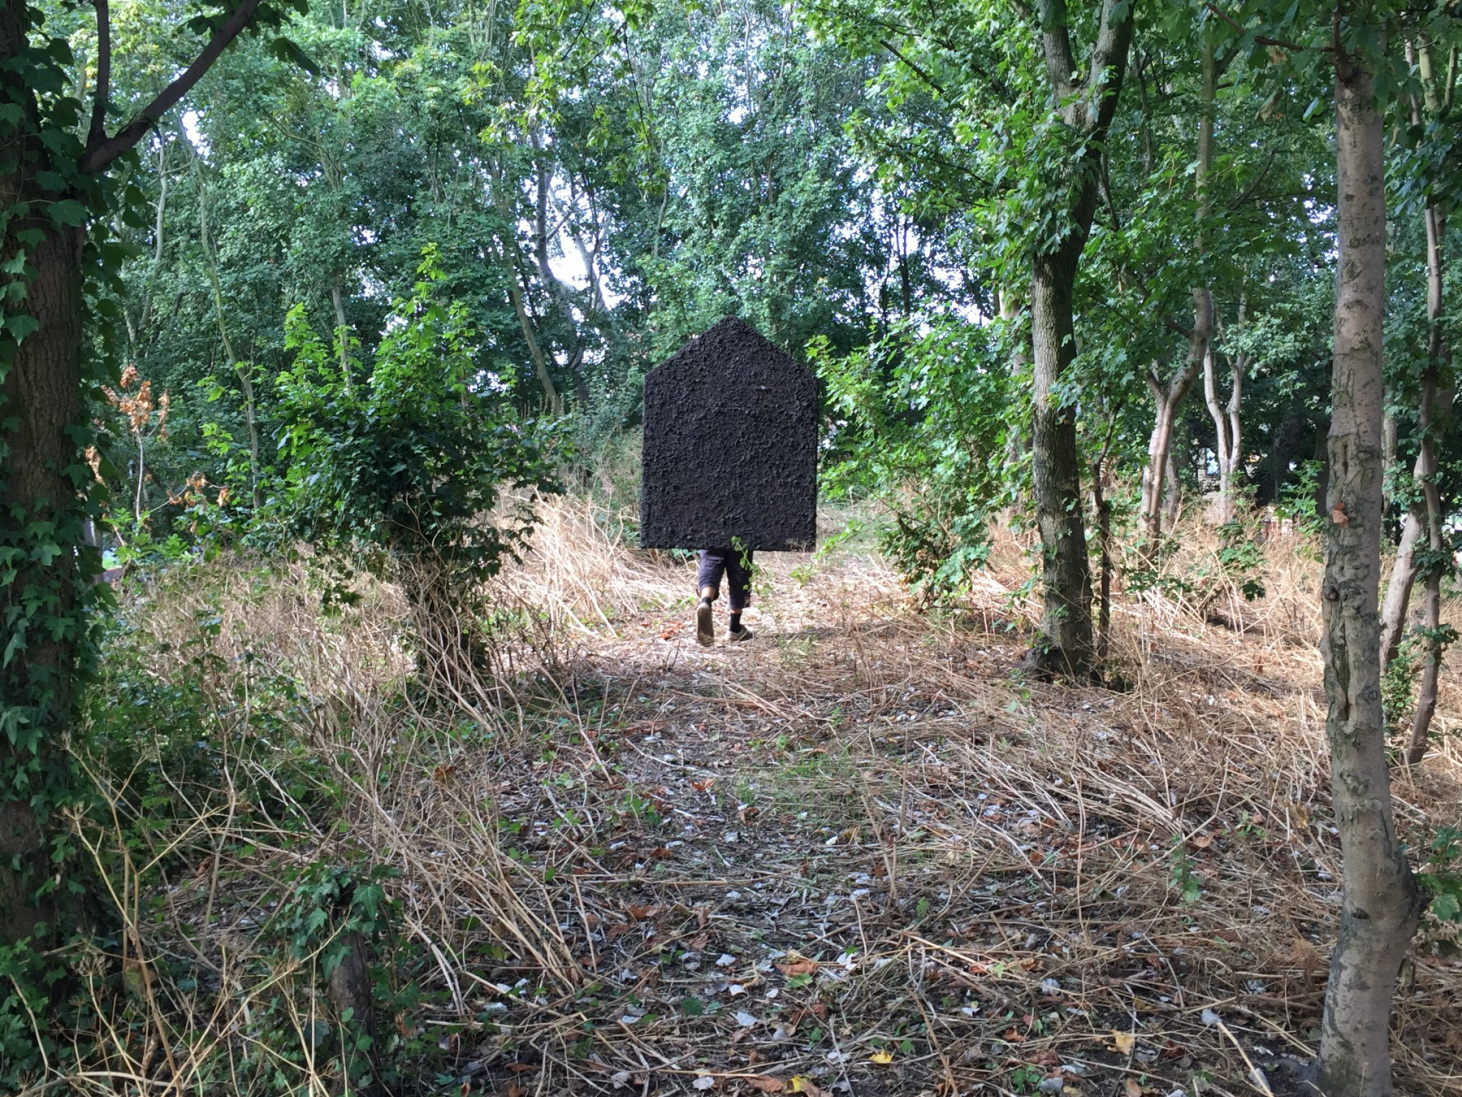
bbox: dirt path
[449,546,1461,1097]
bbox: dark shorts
[697,547,754,610]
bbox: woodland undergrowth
[34,497,1462,1097]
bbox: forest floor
[104,497,1462,1097]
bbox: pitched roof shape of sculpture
[640,317,817,551]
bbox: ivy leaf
[31,539,62,566]
[2,628,24,668]
[5,313,39,342]
[46,199,88,227]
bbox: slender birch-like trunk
[1315,50,1421,1097]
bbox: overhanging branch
[79,0,264,174]
[88,0,110,152]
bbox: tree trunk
[1378,509,1422,665]
[0,218,87,947]
[1162,447,1181,523]
[1403,196,1449,766]
[1139,38,1217,546]
[1314,57,1422,1097]
[0,0,92,947]
[2,0,265,954]
[1377,39,1455,680]
[1140,289,1212,549]
[1204,342,1248,524]
[1028,244,1095,678]
[1023,0,1134,680]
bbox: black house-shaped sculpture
[640,318,817,552]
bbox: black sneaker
[696,600,714,646]
[728,625,754,643]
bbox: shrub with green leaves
[818,316,1020,604]
[274,247,561,603]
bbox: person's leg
[726,547,754,641]
[696,549,729,646]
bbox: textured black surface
[640,317,817,551]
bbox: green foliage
[1275,459,1326,537]
[1382,640,1421,735]
[819,317,1019,604]
[274,246,561,589]
[1418,826,1462,951]
[1214,521,1267,602]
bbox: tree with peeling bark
[0,0,296,959]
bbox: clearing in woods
[109,498,1462,1097]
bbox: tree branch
[1204,2,1314,54]
[88,0,110,152]
[879,38,948,98]
[1086,0,1136,133]
[79,0,264,174]
[1226,147,1278,211]
[1036,0,1079,104]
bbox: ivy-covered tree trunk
[1,0,268,947]
[1315,53,1421,1097]
[0,0,91,948]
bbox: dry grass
[38,495,1462,1097]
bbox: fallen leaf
[789,1078,827,1097]
[692,778,716,792]
[1122,1079,1145,1097]
[506,1063,537,1074]
[734,1010,759,1027]
[625,905,661,921]
[869,1050,893,1064]
[746,1079,786,1094]
[693,1076,717,1091]
[1189,834,1214,850]
[1110,1030,1135,1055]
[688,932,710,951]
[776,958,819,977]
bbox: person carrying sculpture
[696,544,754,645]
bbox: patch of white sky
[181,109,209,156]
